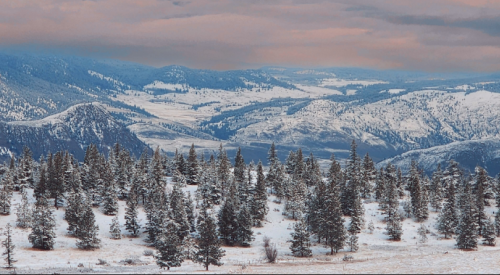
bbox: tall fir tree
[0,183,12,215]
[236,204,254,247]
[155,220,184,270]
[194,207,225,271]
[233,147,246,185]
[2,223,16,268]
[169,185,190,241]
[456,181,478,250]
[323,176,347,254]
[409,161,428,222]
[438,171,458,239]
[15,190,32,228]
[109,216,122,239]
[29,195,56,250]
[125,188,141,237]
[76,202,101,250]
[217,182,239,246]
[187,144,200,185]
[360,153,376,199]
[65,190,86,237]
[251,161,268,227]
[289,218,312,257]
[482,218,496,246]
[430,164,444,212]
[216,144,231,195]
[101,161,119,216]
[475,166,489,236]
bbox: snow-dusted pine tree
[29,195,56,250]
[187,144,200,185]
[2,223,16,268]
[482,218,496,246]
[438,165,458,239]
[109,216,121,239]
[323,177,347,254]
[155,220,184,270]
[251,161,268,227]
[125,188,141,237]
[76,203,101,250]
[194,208,225,271]
[15,190,32,228]
[289,218,312,257]
[236,204,254,247]
[456,182,478,250]
[0,184,12,215]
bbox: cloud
[0,0,499,71]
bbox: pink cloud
[0,0,499,71]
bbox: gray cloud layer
[0,0,499,71]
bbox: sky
[1,0,500,72]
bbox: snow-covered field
[3,183,500,274]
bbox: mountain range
[1,51,500,173]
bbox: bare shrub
[265,244,278,263]
[343,254,353,261]
[120,256,142,265]
[96,259,108,265]
[143,249,154,257]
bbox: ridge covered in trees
[0,140,499,270]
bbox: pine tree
[184,192,196,232]
[347,232,359,252]
[360,153,376,199]
[194,208,225,271]
[76,202,101,250]
[2,223,16,268]
[218,182,239,246]
[285,151,296,175]
[374,168,386,201]
[409,161,428,222]
[251,161,268,227]
[155,220,184,270]
[101,162,119,216]
[65,190,86,237]
[125,188,141,237]
[418,224,428,243]
[0,184,12,215]
[29,195,56,250]
[216,144,231,195]
[34,157,47,200]
[475,166,489,236]
[385,211,403,241]
[233,147,246,185]
[109,216,121,239]
[438,162,458,239]
[236,204,254,247]
[15,190,32,228]
[268,142,279,167]
[170,185,190,241]
[456,181,478,250]
[430,164,444,212]
[482,218,496,246]
[349,192,364,234]
[367,221,375,234]
[323,177,347,254]
[306,179,327,242]
[495,210,500,237]
[289,218,312,257]
[183,235,197,260]
[187,144,200,185]
[342,140,360,216]
[20,146,34,190]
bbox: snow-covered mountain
[2,52,500,168]
[377,139,500,176]
[0,103,146,162]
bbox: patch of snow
[319,78,387,87]
[143,81,188,91]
